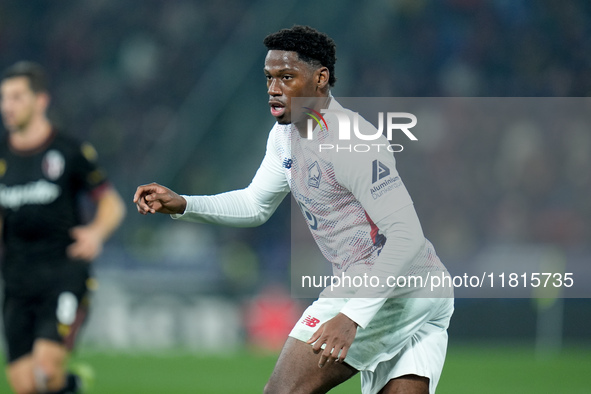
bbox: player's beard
[276,116,291,125]
[2,106,35,133]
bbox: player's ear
[36,92,50,112]
[316,67,329,91]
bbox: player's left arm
[306,206,424,367]
[307,129,424,365]
[335,142,425,327]
[67,186,126,261]
[337,205,425,324]
[66,141,126,262]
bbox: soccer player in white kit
[134,25,454,394]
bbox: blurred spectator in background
[244,285,303,352]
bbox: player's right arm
[134,183,187,215]
[134,129,290,227]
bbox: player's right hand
[133,182,187,215]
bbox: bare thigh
[378,374,429,394]
[264,337,358,394]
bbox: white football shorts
[289,295,454,394]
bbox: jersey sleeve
[71,141,110,199]
[333,120,425,328]
[338,205,426,327]
[171,130,290,227]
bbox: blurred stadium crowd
[1,0,590,348]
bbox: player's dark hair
[1,61,48,93]
[264,25,337,87]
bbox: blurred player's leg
[6,340,85,394]
[4,294,36,394]
[32,275,91,393]
[7,356,35,394]
[263,337,358,394]
[32,339,68,392]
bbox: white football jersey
[271,100,441,278]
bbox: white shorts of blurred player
[289,294,454,394]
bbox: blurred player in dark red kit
[0,61,126,394]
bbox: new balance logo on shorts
[302,315,320,327]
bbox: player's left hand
[307,312,358,368]
[67,226,103,262]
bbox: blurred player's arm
[67,186,126,261]
[134,131,289,227]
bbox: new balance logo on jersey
[372,160,390,183]
[302,315,320,327]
